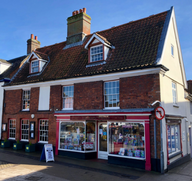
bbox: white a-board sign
[44,144,54,162]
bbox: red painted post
[145,120,151,171]
[55,120,59,155]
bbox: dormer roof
[85,33,112,49]
[34,51,49,61]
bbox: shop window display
[109,122,145,159]
[59,121,96,152]
[167,124,180,154]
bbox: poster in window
[30,122,34,131]
[2,123,7,132]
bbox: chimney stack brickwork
[66,8,91,45]
[27,34,41,54]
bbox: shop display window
[59,121,96,152]
[109,122,145,159]
[167,124,180,154]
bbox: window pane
[109,122,145,158]
[59,122,85,151]
[63,86,74,109]
[104,81,119,108]
[39,120,49,142]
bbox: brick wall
[4,89,22,114]
[74,81,103,110]
[2,87,57,147]
[50,85,62,110]
[120,74,160,108]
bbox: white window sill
[169,150,181,159]
[22,109,30,111]
[103,107,120,110]
[62,108,73,111]
[38,141,48,144]
[8,138,15,140]
[173,104,179,108]
[20,139,29,142]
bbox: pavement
[0,147,192,181]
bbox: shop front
[54,111,152,171]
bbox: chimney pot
[31,34,34,39]
[79,9,83,13]
[76,10,79,14]
[73,11,76,16]
[35,36,38,40]
[83,8,86,13]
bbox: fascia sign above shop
[155,106,165,120]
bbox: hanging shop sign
[155,106,165,120]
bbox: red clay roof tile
[8,10,168,85]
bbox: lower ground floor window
[21,119,29,140]
[109,122,145,159]
[9,119,16,139]
[39,120,49,142]
[167,124,180,154]
[59,121,96,152]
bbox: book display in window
[109,122,145,158]
[59,122,96,151]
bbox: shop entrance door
[98,122,108,160]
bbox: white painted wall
[159,9,190,170]
[38,86,50,110]
[0,63,11,74]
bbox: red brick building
[1,7,191,173]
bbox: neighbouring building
[1,6,191,173]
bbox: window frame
[31,60,39,73]
[39,119,49,143]
[90,44,104,63]
[62,85,74,110]
[21,119,29,141]
[9,119,16,140]
[22,90,31,111]
[172,82,177,105]
[104,80,120,109]
[59,121,97,153]
[167,124,181,156]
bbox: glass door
[98,122,108,159]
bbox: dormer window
[27,51,49,75]
[90,45,103,62]
[31,60,39,73]
[85,33,114,67]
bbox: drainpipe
[160,118,164,174]
[151,100,164,174]
[154,119,157,159]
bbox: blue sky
[0,0,192,79]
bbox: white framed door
[98,122,108,159]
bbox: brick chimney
[27,34,41,54]
[67,8,91,45]
[188,80,192,94]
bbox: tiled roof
[34,51,49,61]
[0,55,27,80]
[8,10,168,86]
[95,33,111,46]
